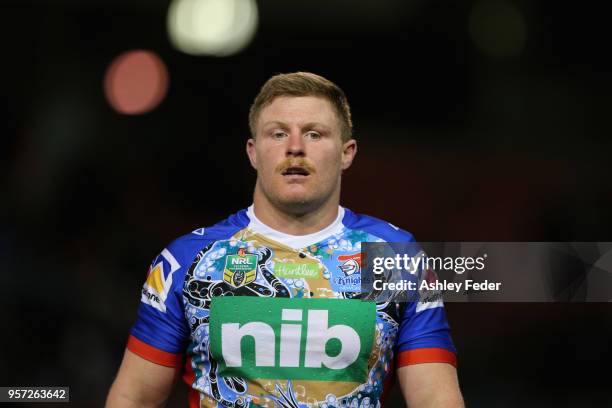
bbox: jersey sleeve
[128,244,191,368]
[393,239,458,368]
[395,294,457,368]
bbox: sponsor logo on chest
[209,297,375,381]
[274,262,320,278]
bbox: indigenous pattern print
[129,207,456,407]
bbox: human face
[246,96,356,215]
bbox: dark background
[1,0,611,406]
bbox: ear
[246,138,258,169]
[341,139,357,170]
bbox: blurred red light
[104,50,169,115]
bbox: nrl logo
[338,253,361,276]
[223,248,258,288]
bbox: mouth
[281,166,311,177]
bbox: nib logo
[209,297,375,382]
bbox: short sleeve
[395,300,457,368]
[128,246,190,367]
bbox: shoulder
[162,208,250,267]
[342,207,416,243]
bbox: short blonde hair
[249,72,353,142]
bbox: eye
[305,131,321,140]
[273,131,287,140]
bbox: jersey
[128,206,456,407]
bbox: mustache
[275,159,316,174]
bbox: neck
[252,185,340,235]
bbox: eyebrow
[261,121,331,131]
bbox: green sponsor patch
[209,297,376,382]
[274,262,320,278]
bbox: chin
[280,194,313,206]
[276,187,313,204]
[275,194,321,214]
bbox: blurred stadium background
[1,0,611,406]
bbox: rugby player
[106,72,464,407]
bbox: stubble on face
[261,159,323,215]
[251,96,345,217]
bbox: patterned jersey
[128,206,456,407]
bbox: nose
[285,130,305,157]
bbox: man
[107,72,463,407]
